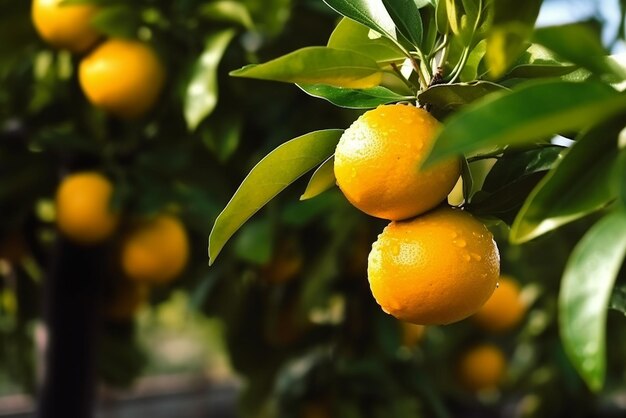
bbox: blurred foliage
[2,1,626,418]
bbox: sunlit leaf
[435,0,449,34]
[382,0,423,48]
[425,80,626,167]
[560,209,626,392]
[485,0,542,78]
[230,47,383,88]
[298,84,413,109]
[301,156,336,200]
[506,43,576,78]
[534,24,626,80]
[460,39,487,81]
[322,0,398,41]
[209,130,343,264]
[327,18,406,64]
[199,1,254,29]
[185,29,236,130]
[511,118,625,243]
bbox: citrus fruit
[457,344,507,391]
[367,206,500,325]
[79,39,166,119]
[31,0,100,53]
[472,275,526,333]
[55,172,119,244]
[121,214,189,285]
[334,104,461,220]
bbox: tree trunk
[37,237,103,418]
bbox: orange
[55,172,119,244]
[334,104,461,220]
[79,39,166,119]
[31,0,100,53]
[472,275,526,333]
[367,206,500,325]
[457,344,507,391]
[121,214,189,285]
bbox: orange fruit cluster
[54,172,189,320]
[31,0,165,119]
[334,104,500,325]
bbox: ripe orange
[121,214,189,285]
[472,275,526,333]
[31,0,100,53]
[79,39,166,119]
[367,206,500,325]
[55,172,119,244]
[457,344,507,391]
[334,104,461,220]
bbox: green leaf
[482,145,562,193]
[208,130,343,264]
[322,0,398,41]
[559,209,626,392]
[435,0,449,34]
[425,80,626,167]
[459,38,487,81]
[201,113,242,162]
[485,0,542,78]
[327,18,406,64]
[419,5,439,54]
[469,146,562,223]
[446,0,481,44]
[233,219,273,264]
[418,80,507,116]
[91,5,140,39]
[533,24,626,80]
[506,44,576,79]
[229,47,383,88]
[511,118,625,243]
[381,0,423,48]
[301,156,336,200]
[184,29,236,131]
[298,83,413,109]
[199,0,254,29]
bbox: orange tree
[208,0,626,416]
[0,0,354,415]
